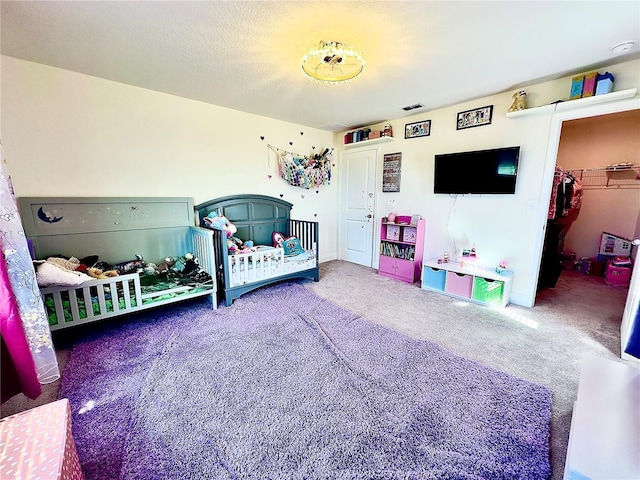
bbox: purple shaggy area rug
[59,282,552,479]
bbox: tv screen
[434,146,520,194]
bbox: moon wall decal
[37,207,63,223]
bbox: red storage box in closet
[445,271,473,298]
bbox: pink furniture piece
[605,263,631,287]
[378,215,426,284]
[0,399,84,479]
[445,271,473,298]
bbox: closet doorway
[536,107,640,307]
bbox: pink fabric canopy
[1,255,41,401]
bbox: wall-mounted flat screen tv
[434,146,520,194]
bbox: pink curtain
[1,160,59,402]
[1,257,41,400]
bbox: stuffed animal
[47,256,81,272]
[86,267,119,279]
[157,257,176,274]
[227,239,238,255]
[171,253,197,273]
[230,236,244,249]
[182,253,200,275]
[204,214,237,238]
[508,90,527,112]
[143,263,158,275]
[114,254,145,274]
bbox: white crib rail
[41,273,140,330]
[189,226,216,277]
[227,248,285,287]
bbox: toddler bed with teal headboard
[195,194,319,306]
[19,197,217,331]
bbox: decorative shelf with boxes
[422,259,513,307]
[343,123,394,148]
[506,88,637,119]
[378,215,425,284]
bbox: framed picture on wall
[382,152,402,192]
[404,120,431,139]
[457,105,493,130]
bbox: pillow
[35,261,93,287]
[282,236,305,257]
[272,231,305,256]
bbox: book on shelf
[380,242,415,260]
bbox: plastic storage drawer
[605,264,631,287]
[423,266,446,291]
[472,277,505,305]
[445,271,473,298]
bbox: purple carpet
[59,282,552,479]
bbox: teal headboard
[195,194,293,245]
[18,197,195,264]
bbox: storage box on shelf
[343,123,395,148]
[378,215,425,284]
[422,259,513,307]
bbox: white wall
[3,54,639,307]
[1,56,338,260]
[336,59,640,306]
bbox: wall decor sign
[404,120,431,139]
[456,105,493,130]
[382,152,402,192]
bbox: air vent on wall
[402,103,424,111]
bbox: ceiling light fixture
[301,41,365,85]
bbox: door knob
[366,214,372,218]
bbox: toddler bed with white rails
[195,194,319,306]
[19,197,217,331]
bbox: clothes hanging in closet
[539,166,584,290]
[548,166,583,220]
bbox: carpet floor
[58,282,552,479]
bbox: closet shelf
[568,165,640,189]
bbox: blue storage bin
[423,266,446,291]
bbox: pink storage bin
[445,271,473,298]
[605,264,631,287]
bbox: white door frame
[530,97,640,309]
[621,252,640,365]
[338,147,378,266]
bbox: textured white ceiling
[2,1,639,131]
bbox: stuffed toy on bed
[157,257,176,274]
[203,214,237,237]
[272,232,305,256]
[86,267,119,279]
[113,254,145,275]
